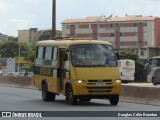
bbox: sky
[0,0,160,37]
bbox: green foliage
[8,36,18,41]
[56,30,62,37]
[119,52,145,67]
[0,41,31,58]
[39,30,52,40]
[39,30,62,40]
[0,41,19,58]
[22,63,34,73]
[0,41,35,72]
[24,42,36,63]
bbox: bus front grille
[88,80,112,83]
[87,79,113,85]
[87,87,113,93]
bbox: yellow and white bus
[34,38,121,105]
[118,60,135,83]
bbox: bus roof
[118,59,135,62]
[36,39,112,48]
[151,56,160,59]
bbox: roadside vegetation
[0,41,35,72]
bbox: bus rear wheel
[42,84,56,101]
[109,95,119,105]
[42,84,50,101]
[49,93,56,101]
[66,87,77,105]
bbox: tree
[0,41,19,58]
[56,30,62,37]
[0,41,36,72]
[39,30,52,40]
[39,30,62,40]
[8,36,18,41]
[0,41,34,58]
[119,52,144,67]
[23,63,34,73]
[24,42,36,63]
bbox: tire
[66,86,77,105]
[152,78,158,85]
[49,93,56,101]
[42,84,50,101]
[109,95,119,105]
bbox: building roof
[62,16,105,23]
[108,15,158,22]
[62,15,159,24]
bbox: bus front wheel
[66,86,77,105]
[109,95,119,105]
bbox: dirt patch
[0,76,34,88]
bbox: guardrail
[120,84,160,106]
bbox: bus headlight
[74,80,87,84]
[115,80,121,83]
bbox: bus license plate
[96,83,105,87]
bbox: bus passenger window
[36,47,44,65]
[52,47,58,66]
[44,47,52,66]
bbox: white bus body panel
[118,60,135,81]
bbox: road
[0,86,160,120]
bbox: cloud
[0,1,18,13]
[0,19,33,36]
[130,0,160,15]
[24,0,39,3]
[0,2,7,12]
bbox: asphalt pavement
[0,86,160,120]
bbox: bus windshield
[70,44,117,67]
[152,58,160,67]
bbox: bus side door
[58,49,69,92]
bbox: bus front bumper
[72,82,121,96]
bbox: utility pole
[17,43,21,72]
[52,0,56,39]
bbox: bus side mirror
[63,53,68,61]
[116,52,120,60]
[114,49,120,60]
